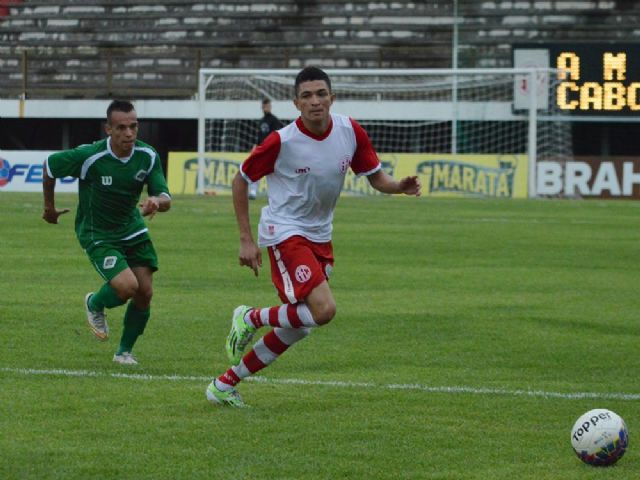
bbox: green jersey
[47,138,171,249]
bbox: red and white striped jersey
[240,113,381,247]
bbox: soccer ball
[571,409,628,466]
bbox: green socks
[88,283,126,312]
[88,285,150,355]
[117,302,150,355]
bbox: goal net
[196,68,572,198]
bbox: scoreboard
[514,44,640,115]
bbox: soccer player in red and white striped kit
[206,66,422,407]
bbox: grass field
[2,192,639,479]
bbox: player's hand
[139,197,160,219]
[238,238,262,276]
[399,176,422,197]
[42,207,70,224]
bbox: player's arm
[139,194,171,217]
[232,132,280,276]
[142,151,172,217]
[368,170,422,196]
[232,172,261,276]
[42,159,70,224]
[43,145,92,223]
[349,117,422,197]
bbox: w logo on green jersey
[134,170,147,182]
[101,176,112,185]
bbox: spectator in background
[248,98,283,199]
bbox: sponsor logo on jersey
[339,155,352,173]
[103,256,117,269]
[295,167,310,174]
[101,176,113,186]
[295,264,312,283]
[134,170,147,181]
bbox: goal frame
[197,68,547,197]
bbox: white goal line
[2,366,639,401]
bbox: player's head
[262,98,272,114]
[105,100,138,156]
[106,100,135,125]
[294,66,332,97]
[294,67,335,128]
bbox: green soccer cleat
[225,305,257,365]
[206,381,245,408]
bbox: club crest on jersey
[103,256,117,269]
[339,156,352,173]
[295,265,312,283]
[134,170,147,181]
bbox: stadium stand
[0,0,21,18]
[0,0,636,99]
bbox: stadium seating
[0,0,633,99]
[0,0,21,18]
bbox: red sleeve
[241,131,281,182]
[349,118,381,175]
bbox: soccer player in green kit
[42,100,171,365]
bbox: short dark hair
[107,100,135,123]
[262,98,271,105]
[294,66,331,96]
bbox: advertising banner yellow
[168,152,528,198]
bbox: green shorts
[86,239,159,282]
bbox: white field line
[2,366,640,401]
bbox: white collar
[107,137,133,163]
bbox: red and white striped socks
[216,327,311,391]
[246,303,317,328]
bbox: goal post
[196,68,570,198]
